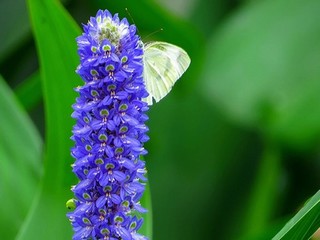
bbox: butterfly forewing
[143,41,191,105]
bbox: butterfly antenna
[125,8,163,41]
[143,28,164,41]
[125,8,140,35]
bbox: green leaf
[15,71,42,111]
[272,190,320,240]
[237,142,282,239]
[0,0,71,64]
[202,0,320,150]
[0,75,42,238]
[190,0,236,37]
[16,0,81,239]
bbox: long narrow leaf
[16,0,81,239]
[0,75,42,238]
[238,142,282,239]
[272,190,320,240]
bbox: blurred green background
[0,0,320,239]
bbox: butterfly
[142,41,191,105]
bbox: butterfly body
[143,41,191,105]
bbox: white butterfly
[142,42,191,105]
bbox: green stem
[240,140,282,239]
[139,179,153,239]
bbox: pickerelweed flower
[67,10,149,240]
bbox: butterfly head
[138,40,144,49]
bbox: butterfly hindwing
[143,41,191,105]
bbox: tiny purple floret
[67,10,149,240]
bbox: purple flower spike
[68,9,149,240]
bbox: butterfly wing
[143,41,191,105]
